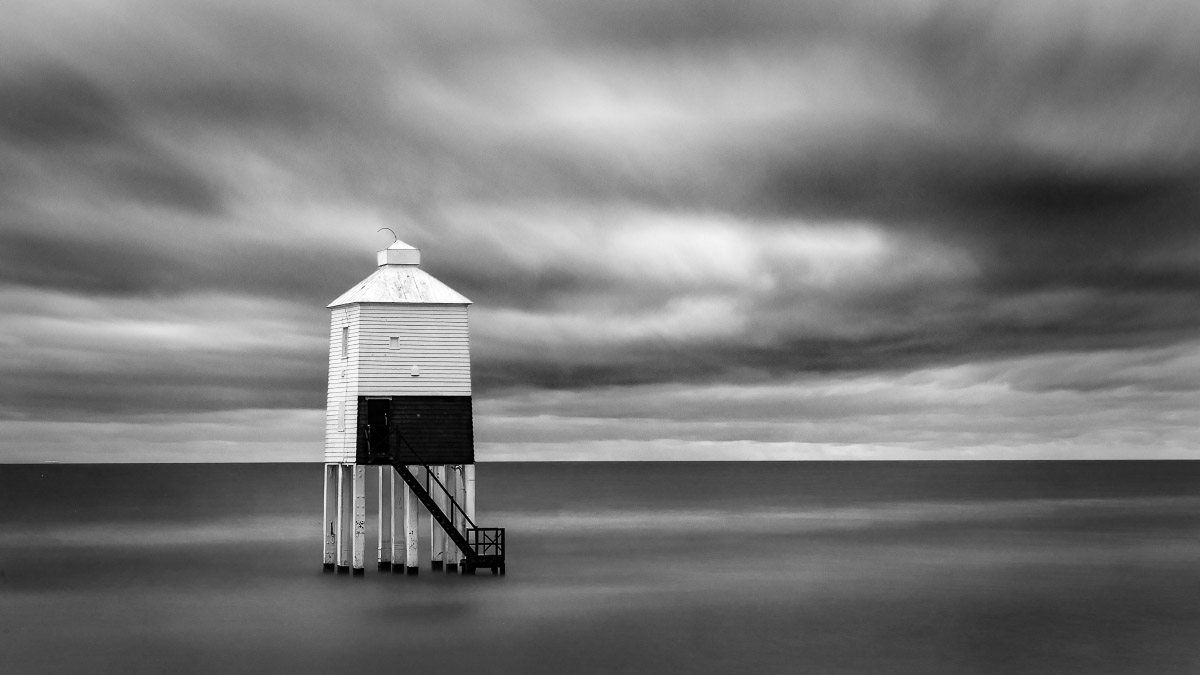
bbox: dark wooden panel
[364,399,391,464]
[355,396,474,465]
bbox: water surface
[1,461,1198,674]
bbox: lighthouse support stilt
[404,465,420,574]
[390,468,404,573]
[463,464,476,574]
[377,466,392,570]
[430,465,446,571]
[322,463,337,571]
[445,466,459,573]
[464,464,476,523]
[352,464,366,575]
[336,464,351,572]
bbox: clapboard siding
[325,305,358,463]
[355,304,471,396]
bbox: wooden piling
[352,464,366,575]
[323,464,337,571]
[445,465,459,573]
[464,464,476,524]
[336,464,351,571]
[430,465,446,570]
[377,466,391,570]
[404,465,419,574]
[390,468,404,572]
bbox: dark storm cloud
[0,68,123,147]
[754,131,1200,272]
[0,225,366,302]
[0,290,327,419]
[470,282,1200,395]
[0,0,1197,459]
[490,0,1200,390]
[0,66,224,214]
[0,361,322,417]
[739,0,1200,297]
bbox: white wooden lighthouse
[322,237,504,576]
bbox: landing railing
[467,527,505,559]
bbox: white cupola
[377,238,421,266]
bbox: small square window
[389,336,399,350]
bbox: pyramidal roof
[327,239,472,307]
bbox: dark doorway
[364,398,391,463]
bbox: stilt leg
[404,466,419,574]
[352,464,366,575]
[457,466,468,573]
[464,464,476,524]
[430,465,445,571]
[378,466,392,570]
[337,464,351,573]
[391,468,404,573]
[323,463,337,571]
[464,464,476,573]
[445,466,459,573]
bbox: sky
[1,0,1198,462]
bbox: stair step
[391,463,491,562]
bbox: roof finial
[377,227,398,244]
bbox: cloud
[0,0,1197,460]
[0,409,322,462]
[0,66,224,215]
[474,342,1200,459]
[0,289,325,417]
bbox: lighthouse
[322,237,504,576]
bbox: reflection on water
[1,462,1198,674]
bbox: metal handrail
[386,426,478,531]
[364,422,499,559]
[363,423,467,528]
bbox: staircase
[386,431,505,575]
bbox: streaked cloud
[0,0,1196,460]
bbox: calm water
[1,461,1199,674]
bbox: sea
[1,461,1198,674]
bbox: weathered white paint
[324,305,360,464]
[330,240,470,306]
[464,464,476,524]
[353,304,471,397]
[352,464,366,571]
[431,465,446,567]
[444,465,459,572]
[454,465,470,572]
[323,463,337,566]
[376,239,421,266]
[404,466,419,570]
[390,468,404,567]
[377,466,391,566]
[337,464,351,568]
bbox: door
[365,398,391,463]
